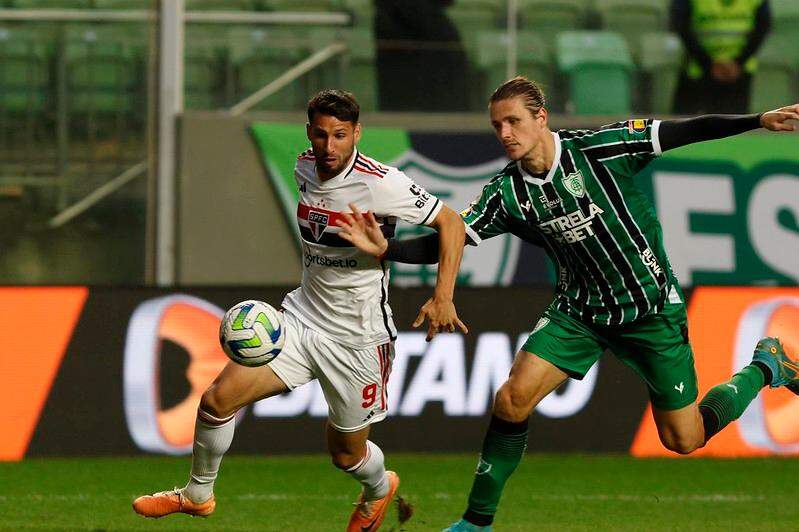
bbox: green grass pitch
[0,454,795,531]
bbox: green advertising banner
[639,133,799,286]
[252,124,799,287]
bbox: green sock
[464,415,528,526]
[699,364,766,441]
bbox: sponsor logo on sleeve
[409,182,431,209]
[628,119,647,134]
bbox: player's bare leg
[327,423,400,532]
[653,337,799,455]
[132,361,288,518]
[445,352,568,532]
[652,403,705,454]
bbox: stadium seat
[517,0,588,45]
[184,26,226,109]
[63,25,142,116]
[639,31,683,114]
[476,30,554,104]
[446,0,503,61]
[341,0,373,27]
[185,0,254,10]
[262,0,337,11]
[93,0,153,8]
[750,36,797,113]
[10,0,92,7]
[0,25,51,114]
[229,26,308,110]
[594,0,667,57]
[557,31,633,115]
[310,28,377,111]
[771,0,799,32]
[767,0,799,59]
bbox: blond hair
[489,76,546,115]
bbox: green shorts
[522,300,698,411]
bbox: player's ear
[353,122,362,144]
[537,107,548,128]
[305,122,312,141]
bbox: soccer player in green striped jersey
[337,77,799,532]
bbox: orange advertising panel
[0,287,88,460]
[632,287,799,457]
[123,295,231,454]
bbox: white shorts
[268,311,394,432]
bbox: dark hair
[489,76,546,115]
[307,89,360,124]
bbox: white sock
[183,408,235,503]
[346,440,389,500]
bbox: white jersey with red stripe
[281,147,443,348]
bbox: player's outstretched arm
[337,205,471,264]
[413,205,468,342]
[337,203,469,341]
[659,104,799,152]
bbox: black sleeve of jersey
[384,232,474,265]
[659,114,762,152]
[735,1,772,66]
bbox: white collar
[516,131,561,185]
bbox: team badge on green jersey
[563,170,585,198]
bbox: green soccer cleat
[442,519,493,532]
[752,337,799,394]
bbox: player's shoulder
[486,160,517,188]
[352,151,393,179]
[295,147,316,172]
[296,147,315,162]
[467,162,514,205]
[558,119,653,148]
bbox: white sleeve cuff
[651,119,663,156]
[421,197,443,226]
[464,223,482,245]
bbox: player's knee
[494,383,534,422]
[200,387,236,420]
[330,450,363,471]
[661,433,704,455]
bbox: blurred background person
[671,0,772,114]
[375,0,470,111]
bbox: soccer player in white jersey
[132,90,467,531]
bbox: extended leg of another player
[652,337,799,454]
[447,352,568,531]
[653,361,768,454]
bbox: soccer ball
[219,300,285,367]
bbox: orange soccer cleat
[347,471,400,532]
[132,488,215,518]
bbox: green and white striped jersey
[462,119,677,326]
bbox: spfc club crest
[562,170,585,198]
[307,210,329,241]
